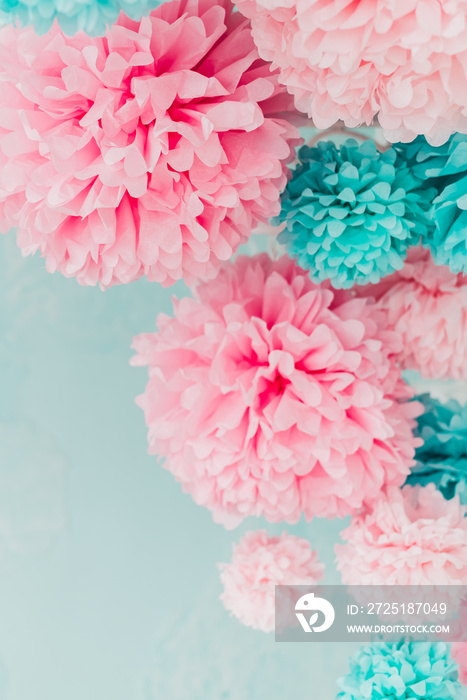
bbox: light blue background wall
[0,232,368,700]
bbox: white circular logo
[295,593,335,633]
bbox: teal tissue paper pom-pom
[431,181,467,275]
[276,139,435,289]
[396,134,467,275]
[395,134,467,181]
[406,394,467,505]
[0,0,161,35]
[337,641,467,700]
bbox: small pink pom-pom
[452,643,467,685]
[358,248,467,380]
[132,253,421,528]
[336,484,467,586]
[219,529,324,632]
[235,0,467,144]
[0,0,300,288]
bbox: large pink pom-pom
[336,484,467,586]
[358,248,467,380]
[452,644,467,685]
[219,530,324,632]
[0,0,299,288]
[235,0,467,144]
[132,253,421,528]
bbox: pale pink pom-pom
[235,0,467,144]
[336,484,467,586]
[358,248,467,380]
[0,0,300,288]
[452,644,467,685]
[219,529,324,632]
[132,253,421,528]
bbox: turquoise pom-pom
[406,394,467,505]
[431,177,467,274]
[396,134,467,275]
[276,139,435,289]
[394,135,467,181]
[0,0,161,35]
[337,641,467,700]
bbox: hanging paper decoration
[0,0,299,287]
[396,134,467,274]
[358,248,467,380]
[407,394,467,504]
[277,139,434,289]
[336,484,467,586]
[132,253,420,528]
[235,0,467,145]
[337,641,467,700]
[218,530,324,632]
[0,0,160,36]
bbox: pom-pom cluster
[407,394,467,504]
[278,133,467,288]
[277,140,434,288]
[361,248,467,379]
[0,0,299,287]
[1,0,467,691]
[219,530,324,632]
[132,253,420,528]
[0,0,159,36]
[235,0,467,145]
[336,484,467,586]
[337,641,467,700]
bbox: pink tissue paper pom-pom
[452,643,467,685]
[356,248,467,380]
[131,253,421,529]
[219,529,324,632]
[235,0,467,144]
[0,0,300,288]
[336,484,467,586]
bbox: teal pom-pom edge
[393,134,467,276]
[406,393,467,505]
[337,640,467,700]
[0,0,162,35]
